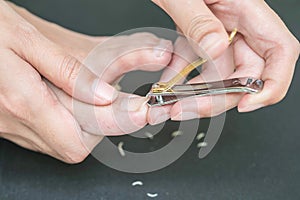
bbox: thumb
[12,26,118,105]
[152,0,228,59]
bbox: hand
[1,0,117,105]
[7,1,108,62]
[0,1,173,163]
[47,32,173,136]
[150,0,300,121]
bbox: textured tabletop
[1,0,300,199]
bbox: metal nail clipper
[146,29,264,106]
[147,77,264,106]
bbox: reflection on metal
[147,77,264,106]
[229,28,238,44]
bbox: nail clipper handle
[147,77,264,106]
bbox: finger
[170,46,236,120]
[8,24,118,106]
[170,94,242,121]
[229,36,265,80]
[188,44,235,84]
[238,46,299,112]
[84,32,173,84]
[170,36,265,120]
[46,80,149,136]
[80,130,104,152]
[77,94,149,136]
[7,1,100,59]
[0,51,91,163]
[236,1,300,112]
[150,37,234,124]
[147,105,172,125]
[147,37,196,125]
[36,79,104,153]
[159,36,199,83]
[152,0,229,59]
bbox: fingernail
[199,33,224,58]
[121,96,149,112]
[152,114,170,125]
[153,40,171,57]
[93,79,118,103]
[238,104,264,113]
[171,112,199,121]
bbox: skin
[149,0,300,122]
[0,1,173,163]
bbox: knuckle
[0,81,50,125]
[63,150,89,164]
[14,21,39,45]
[186,15,222,43]
[59,55,81,91]
[60,141,89,164]
[1,93,33,123]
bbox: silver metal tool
[147,77,264,106]
[146,29,264,106]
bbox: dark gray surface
[1,0,300,199]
